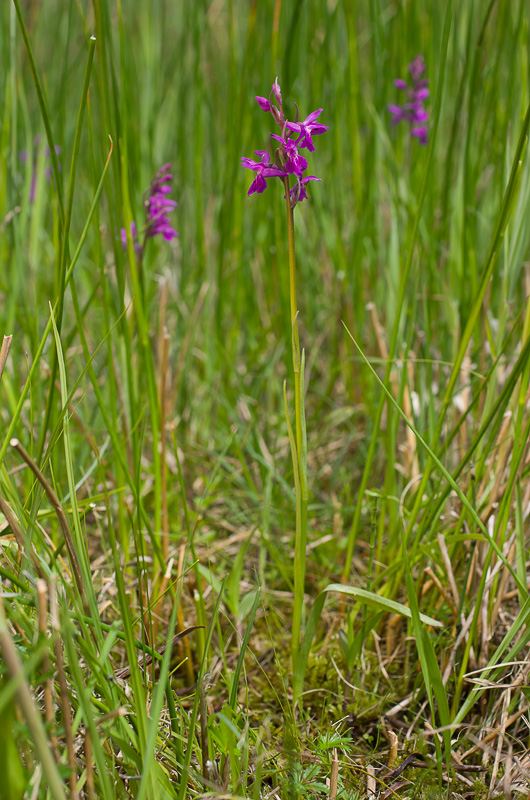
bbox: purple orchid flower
[243,78,326,206]
[271,78,282,106]
[286,176,321,204]
[241,151,288,195]
[270,134,308,177]
[145,163,179,241]
[388,55,430,145]
[255,96,271,112]
[120,221,142,254]
[256,77,284,124]
[411,125,428,145]
[284,109,328,152]
[408,55,427,83]
[120,163,178,252]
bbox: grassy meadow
[2,0,530,797]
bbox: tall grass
[1,0,530,797]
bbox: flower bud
[270,105,283,125]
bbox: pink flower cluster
[241,78,327,206]
[121,163,178,253]
[388,56,430,145]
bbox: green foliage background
[1,0,530,796]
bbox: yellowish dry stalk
[36,580,58,758]
[0,334,13,382]
[329,748,339,800]
[159,327,170,561]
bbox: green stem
[284,177,302,455]
[283,179,308,674]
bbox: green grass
[2,0,530,797]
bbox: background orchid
[120,163,178,254]
[388,54,430,144]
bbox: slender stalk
[0,335,13,382]
[36,579,58,758]
[284,177,301,454]
[283,178,308,672]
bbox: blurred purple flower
[409,55,427,83]
[241,151,288,195]
[145,163,179,241]
[388,55,430,145]
[120,163,178,253]
[120,221,142,253]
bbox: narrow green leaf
[293,582,442,702]
[342,322,527,597]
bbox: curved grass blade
[342,321,527,598]
[0,137,113,467]
[229,588,261,712]
[0,599,67,800]
[342,0,454,576]
[37,33,97,464]
[293,582,442,702]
